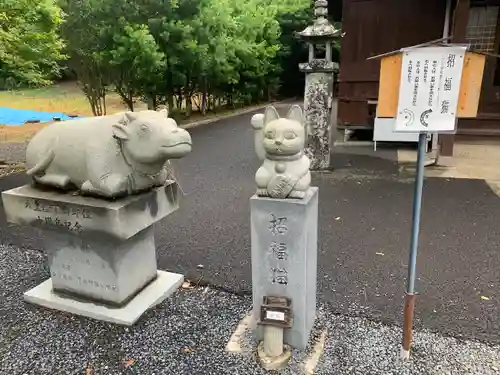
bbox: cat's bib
[267,174,296,198]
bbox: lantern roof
[297,0,342,41]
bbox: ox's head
[112,109,192,164]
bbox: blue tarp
[0,107,79,126]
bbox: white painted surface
[225,312,255,353]
[23,270,183,326]
[303,328,328,375]
[266,311,286,321]
[395,46,466,133]
[374,118,420,143]
[400,347,411,360]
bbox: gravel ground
[0,141,27,177]
[1,244,499,375]
[0,141,28,164]
[316,310,500,375]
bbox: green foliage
[60,0,340,116]
[274,1,313,97]
[0,0,66,89]
[105,23,166,110]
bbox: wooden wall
[338,0,448,127]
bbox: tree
[59,0,111,115]
[60,0,336,117]
[105,23,166,111]
[274,2,313,97]
[192,0,284,109]
[0,0,66,89]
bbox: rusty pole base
[401,292,417,360]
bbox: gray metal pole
[407,132,427,292]
[401,132,427,359]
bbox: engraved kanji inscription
[269,241,288,260]
[268,214,288,235]
[271,267,289,285]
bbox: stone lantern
[298,0,341,170]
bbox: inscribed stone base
[303,72,334,170]
[250,187,318,350]
[24,270,184,326]
[45,227,157,305]
[2,182,179,241]
[2,183,179,305]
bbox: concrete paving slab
[24,270,183,325]
[398,142,500,182]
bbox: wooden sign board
[377,50,486,121]
[396,46,467,133]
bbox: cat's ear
[263,106,280,125]
[286,105,304,125]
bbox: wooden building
[338,0,500,156]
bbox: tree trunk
[147,95,155,110]
[167,95,174,113]
[102,91,107,116]
[186,95,193,117]
[129,90,134,112]
[192,92,201,111]
[175,93,183,110]
[201,90,207,116]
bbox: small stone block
[251,187,318,350]
[47,227,157,304]
[2,182,179,241]
[23,270,184,326]
[437,156,456,167]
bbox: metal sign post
[401,131,426,359]
[371,39,486,358]
[393,45,467,359]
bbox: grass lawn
[0,81,262,143]
[0,82,131,143]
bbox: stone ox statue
[25,109,192,198]
[251,105,311,199]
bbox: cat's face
[263,118,305,156]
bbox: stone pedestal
[303,72,335,170]
[250,187,318,350]
[297,0,341,171]
[2,182,183,325]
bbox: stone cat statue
[251,105,311,199]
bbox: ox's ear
[124,112,136,122]
[112,122,129,140]
[159,108,169,117]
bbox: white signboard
[265,310,285,321]
[395,46,467,133]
